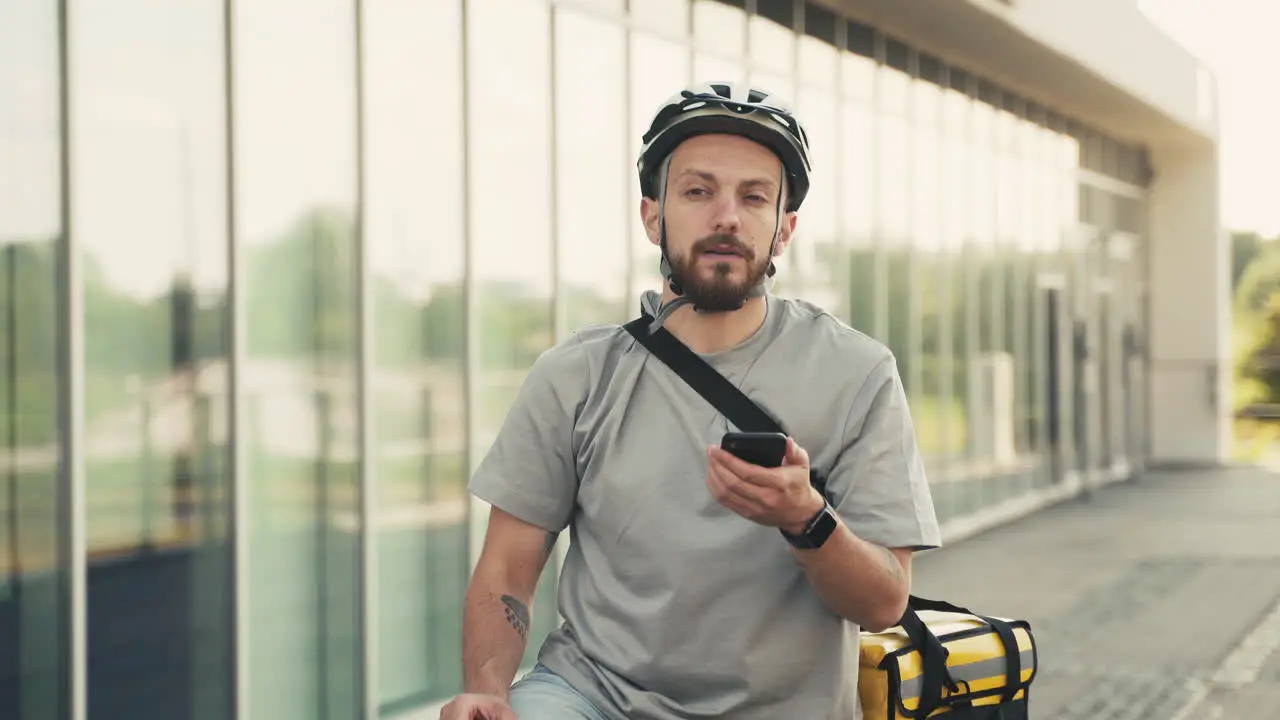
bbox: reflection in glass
[71,2,233,718]
[233,0,361,717]
[629,33,690,297]
[557,11,629,332]
[1021,117,1049,485]
[841,43,875,101]
[694,0,746,57]
[841,99,877,336]
[798,36,837,90]
[694,53,746,85]
[467,0,559,669]
[749,0,795,73]
[995,110,1022,469]
[1010,114,1036,461]
[941,85,969,473]
[0,1,67,718]
[363,0,467,710]
[965,95,997,505]
[912,78,950,478]
[878,108,911,389]
[791,86,839,310]
[631,0,689,35]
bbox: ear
[640,197,663,247]
[772,211,798,257]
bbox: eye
[744,193,769,204]
[684,187,710,198]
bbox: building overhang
[818,0,1217,148]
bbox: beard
[667,233,772,312]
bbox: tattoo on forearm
[879,546,905,583]
[500,594,530,639]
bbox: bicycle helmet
[636,82,813,328]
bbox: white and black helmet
[637,82,813,212]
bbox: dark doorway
[1044,287,1063,484]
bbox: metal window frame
[55,1,86,718]
[352,0,379,715]
[221,0,252,717]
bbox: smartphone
[720,431,788,468]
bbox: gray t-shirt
[469,291,942,720]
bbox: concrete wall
[1146,139,1232,464]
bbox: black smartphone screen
[720,431,787,468]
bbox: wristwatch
[780,500,838,550]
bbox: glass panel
[557,11,629,331]
[467,0,559,669]
[954,85,988,513]
[877,59,910,116]
[570,0,625,12]
[363,0,466,711]
[1020,118,1048,486]
[1059,132,1080,477]
[967,95,997,505]
[233,0,361,717]
[941,84,969,478]
[0,1,67,717]
[693,0,745,57]
[840,44,875,102]
[994,108,1022,497]
[791,85,839,310]
[70,3,233,718]
[631,0,690,36]
[797,23,837,89]
[694,53,745,85]
[1009,116,1034,467]
[912,77,950,486]
[749,0,794,73]
[878,107,911,385]
[841,99,876,335]
[630,32,690,296]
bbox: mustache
[692,234,754,258]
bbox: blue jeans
[509,664,610,720]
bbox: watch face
[784,504,837,549]
[806,506,838,548]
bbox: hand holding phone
[719,431,788,468]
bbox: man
[439,82,941,720]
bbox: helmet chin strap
[649,159,785,334]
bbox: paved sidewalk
[910,465,1280,719]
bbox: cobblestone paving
[910,466,1280,718]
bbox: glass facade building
[0,0,1165,718]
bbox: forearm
[461,577,534,697]
[791,521,909,632]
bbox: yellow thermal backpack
[858,596,1038,719]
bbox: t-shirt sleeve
[467,338,588,533]
[823,354,942,552]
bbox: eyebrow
[676,169,779,191]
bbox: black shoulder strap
[622,313,829,498]
[622,316,785,435]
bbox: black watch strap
[781,501,838,550]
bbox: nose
[710,194,742,235]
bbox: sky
[1139,0,1280,238]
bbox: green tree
[1232,231,1267,289]
[1238,291,1280,407]
[246,206,357,360]
[1234,238,1280,317]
